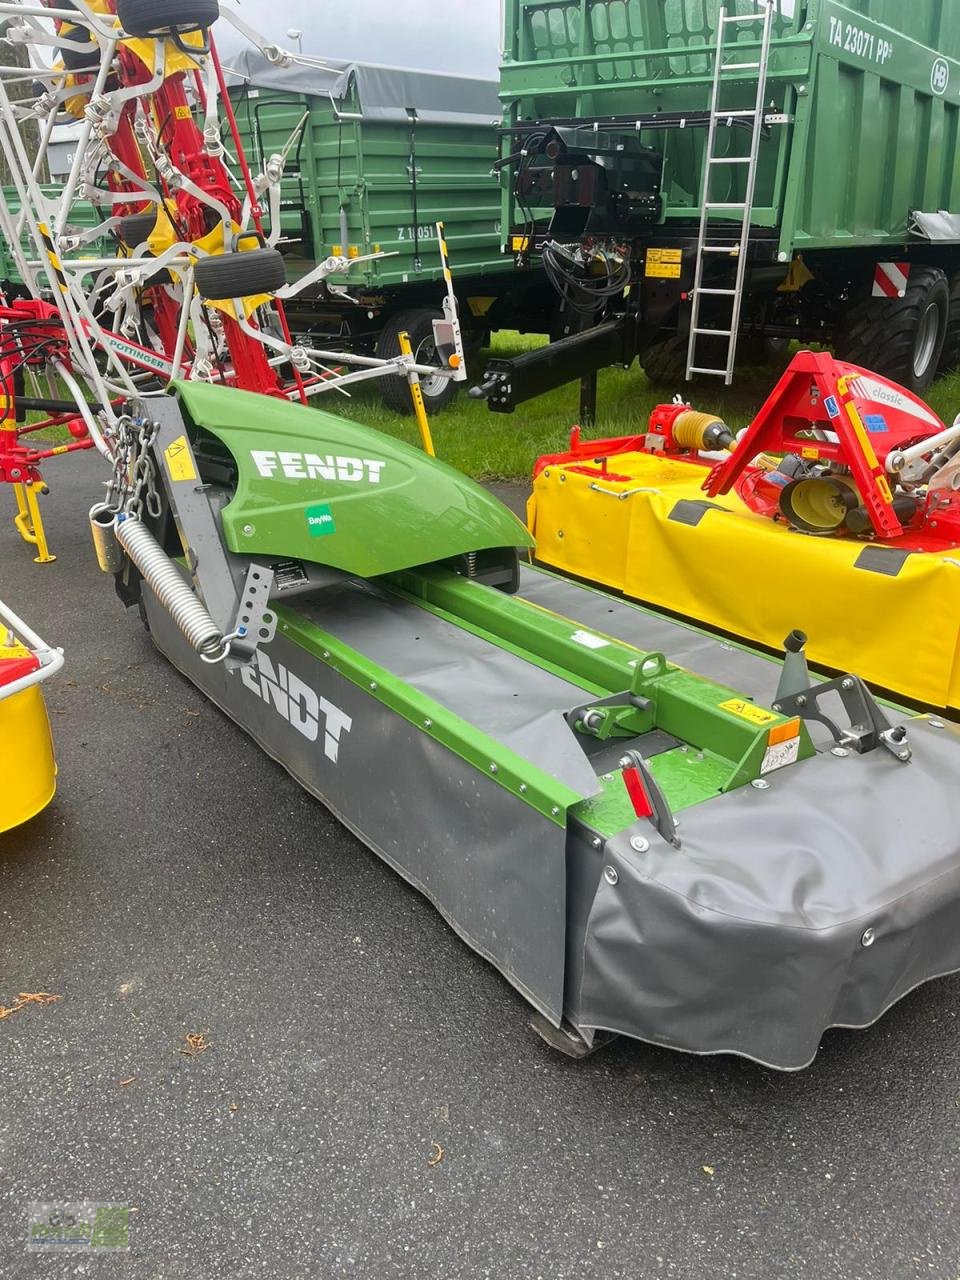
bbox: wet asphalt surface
[0,451,958,1279]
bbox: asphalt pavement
[0,450,958,1279]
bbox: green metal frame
[388,566,814,803]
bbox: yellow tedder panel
[0,642,57,834]
[528,454,960,711]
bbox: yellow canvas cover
[529,453,960,711]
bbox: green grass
[25,330,960,482]
[331,330,960,482]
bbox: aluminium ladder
[685,2,776,383]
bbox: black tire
[117,211,157,247]
[60,24,101,72]
[193,247,286,301]
[375,309,458,414]
[836,264,950,393]
[640,333,712,387]
[938,270,960,374]
[738,333,790,365]
[116,0,219,37]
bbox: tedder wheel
[938,270,960,374]
[193,247,286,302]
[836,264,950,393]
[115,0,220,37]
[375,309,458,414]
[60,24,101,72]
[117,211,157,247]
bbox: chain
[107,415,161,518]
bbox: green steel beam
[277,607,582,827]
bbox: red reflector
[0,653,40,687]
[623,765,653,819]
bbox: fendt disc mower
[2,1,960,1069]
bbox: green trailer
[224,52,556,410]
[0,185,109,292]
[476,0,960,414]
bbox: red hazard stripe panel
[872,262,909,299]
[622,765,653,819]
[0,653,40,687]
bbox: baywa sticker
[306,503,336,537]
[251,450,385,483]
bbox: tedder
[1,0,960,1069]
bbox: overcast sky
[217,0,502,77]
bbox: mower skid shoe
[529,1013,616,1059]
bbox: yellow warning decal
[645,248,683,279]
[511,235,530,252]
[718,697,778,726]
[174,104,192,120]
[164,435,197,483]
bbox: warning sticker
[570,629,609,650]
[163,435,197,483]
[761,737,801,775]
[645,248,683,280]
[718,697,778,726]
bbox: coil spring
[116,517,225,661]
[464,551,478,578]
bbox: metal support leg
[579,372,597,429]
[398,329,437,457]
[12,481,55,564]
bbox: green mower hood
[173,381,533,577]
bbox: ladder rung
[694,327,733,337]
[688,367,732,376]
[708,156,751,165]
[701,244,741,253]
[722,61,761,70]
[705,202,747,209]
[696,288,737,296]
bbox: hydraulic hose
[115,516,225,661]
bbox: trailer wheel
[738,334,790,365]
[117,211,158,247]
[640,334,687,386]
[193,248,286,301]
[116,0,219,37]
[375,310,458,414]
[937,271,960,374]
[836,265,950,393]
